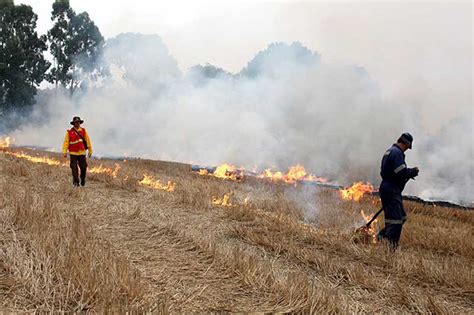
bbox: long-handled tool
[353,207,384,244]
[364,207,384,229]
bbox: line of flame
[198,163,243,181]
[258,164,328,184]
[89,163,121,178]
[3,149,176,193]
[139,174,176,192]
[4,151,66,166]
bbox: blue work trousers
[377,190,407,249]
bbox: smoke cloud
[6,33,473,205]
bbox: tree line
[0,0,104,113]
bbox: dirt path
[44,177,474,313]
[69,182,270,312]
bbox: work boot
[73,181,80,187]
[81,178,86,186]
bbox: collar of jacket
[393,143,405,157]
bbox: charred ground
[0,148,473,313]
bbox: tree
[47,0,104,95]
[187,63,233,87]
[239,42,321,78]
[104,33,181,91]
[0,0,50,111]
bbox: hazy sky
[9,1,473,203]
[17,0,473,126]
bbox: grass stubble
[0,148,472,313]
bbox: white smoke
[9,33,473,205]
[409,117,473,203]
[285,186,320,223]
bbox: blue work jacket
[380,144,417,194]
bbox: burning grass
[0,147,473,312]
[258,164,328,184]
[139,174,176,192]
[198,163,244,181]
[340,181,376,201]
[4,150,65,166]
[89,163,121,178]
[0,136,12,149]
[212,193,234,207]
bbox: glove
[411,167,419,178]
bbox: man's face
[399,142,409,152]
[73,122,80,128]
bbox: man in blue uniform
[378,132,419,249]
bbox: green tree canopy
[47,0,105,95]
[0,0,50,111]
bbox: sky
[16,0,473,130]
[8,0,473,203]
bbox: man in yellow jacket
[63,116,93,186]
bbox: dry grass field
[0,147,473,313]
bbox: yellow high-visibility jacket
[62,127,93,156]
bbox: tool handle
[366,207,384,227]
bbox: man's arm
[392,151,418,180]
[62,132,69,156]
[84,130,92,156]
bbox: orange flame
[340,182,375,201]
[258,164,328,184]
[212,194,251,207]
[258,169,284,181]
[305,174,329,183]
[361,209,378,243]
[89,163,121,178]
[212,193,234,207]
[139,174,176,192]
[5,151,65,166]
[286,164,307,182]
[198,169,209,175]
[199,163,243,181]
[0,136,12,149]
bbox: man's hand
[87,152,92,158]
[63,153,67,158]
[412,167,419,177]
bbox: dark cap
[398,132,413,149]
